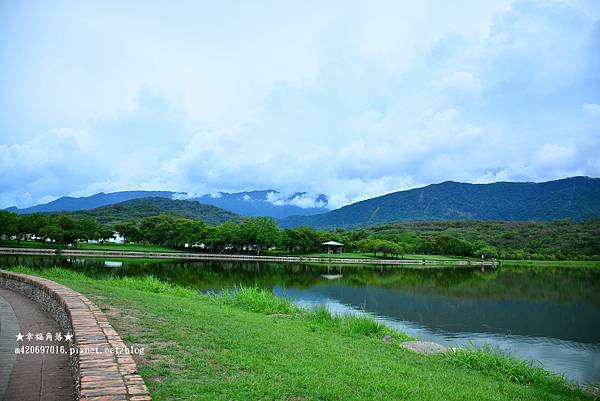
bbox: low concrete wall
[0,247,57,255]
[0,270,151,401]
[0,246,495,266]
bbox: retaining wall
[0,270,151,401]
[0,246,495,266]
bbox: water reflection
[1,255,599,384]
[278,284,600,343]
[275,285,600,384]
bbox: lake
[2,254,599,385]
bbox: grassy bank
[75,242,182,253]
[263,250,478,261]
[0,240,56,249]
[500,259,600,268]
[0,240,181,253]
[3,266,593,401]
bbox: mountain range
[5,191,174,214]
[7,190,328,218]
[279,176,600,228]
[4,176,600,228]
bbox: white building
[108,232,125,244]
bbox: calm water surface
[2,255,599,385]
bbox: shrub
[446,345,567,389]
[305,306,411,340]
[109,275,198,298]
[212,285,299,315]
[10,266,89,281]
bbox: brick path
[0,271,151,401]
[0,287,75,401]
[0,292,18,399]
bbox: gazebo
[322,240,344,254]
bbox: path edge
[0,269,151,401]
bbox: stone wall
[0,270,151,401]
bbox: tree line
[115,215,487,257]
[0,210,491,257]
[0,210,113,244]
[2,209,597,259]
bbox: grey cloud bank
[0,0,598,209]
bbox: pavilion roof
[322,240,344,246]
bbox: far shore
[0,246,496,266]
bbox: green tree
[0,210,19,240]
[396,242,413,258]
[20,213,50,241]
[373,239,401,258]
[173,219,212,247]
[39,224,64,243]
[77,217,103,242]
[140,215,177,245]
[357,239,377,255]
[239,217,281,255]
[51,215,80,244]
[474,243,498,258]
[213,221,241,252]
[114,221,143,243]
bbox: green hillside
[364,219,600,260]
[66,197,242,225]
[280,177,600,228]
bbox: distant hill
[6,191,175,214]
[6,189,327,219]
[66,197,241,225]
[364,220,600,260]
[192,190,328,218]
[279,177,600,228]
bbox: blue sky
[0,0,599,209]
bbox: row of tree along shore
[1,210,598,260]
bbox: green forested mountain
[280,177,600,228]
[65,197,241,225]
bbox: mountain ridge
[7,189,328,218]
[6,191,175,214]
[279,176,600,228]
[5,177,599,226]
[63,197,241,225]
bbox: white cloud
[435,71,482,103]
[533,143,576,167]
[264,192,327,209]
[582,103,600,122]
[171,192,195,200]
[0,0,598,209]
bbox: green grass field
[75,242,182,253]
[0,240,56,249]
[0,240,181,253]
[499,259,600,268]
[267,251,474,261]
[298,252,377,259]
[4,241,598,269]
[4,266,592,401]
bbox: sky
[0,0,599,210]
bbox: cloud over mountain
[0,0,598,209]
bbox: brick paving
[0,271,151,401]
[0,292,19,399]
[0,287,75,401]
